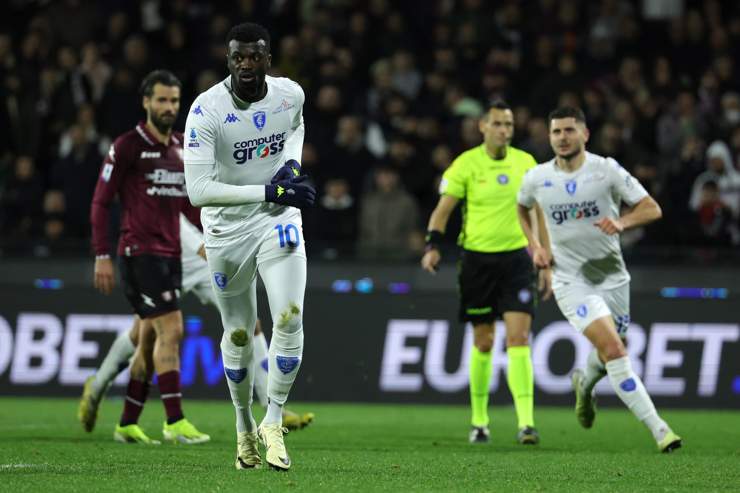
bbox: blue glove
[265,175,316,208]
[270,159,302,184]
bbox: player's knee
[226,327,250,347]
[474,333,494,353]
[506,333,529,347]
[275,302,302,335]
[600,340,627,362]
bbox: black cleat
[469,426,490,444]
[517,426,540,445]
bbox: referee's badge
[518,288,531,303]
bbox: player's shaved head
[226,22,271,52]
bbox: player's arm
[271,83,306,183]
[595,159,662,235]
[420,194,459,273]
[516,171,551,269]
[90,141,128,295]
[595,195,662,235]
[517,203,552,269]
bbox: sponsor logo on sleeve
[192,105,203,116]
[272,99,295,114]
[188,128,199,148]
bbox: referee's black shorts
[457,247,536,324]
[120,254,182,319]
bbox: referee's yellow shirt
[440,144,536,253]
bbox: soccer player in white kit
[184,22,316,470]
[517,107,682,453]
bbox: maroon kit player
[90,69,209,444]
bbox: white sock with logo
[92,331,135,399]
[252,332,269,408]
[605,356,668,440]
[582,349,607,395]
[221,330,256,433]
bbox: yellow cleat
[282,409,315,431]
[235,431,262,469]
[658,429,682,453]
[572,369,596,429]
[114,424,161,445]
[163,418,210,445]
[258,423,291,470]
[78,376,100,432]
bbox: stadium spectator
[358,166,421,260]
[689,140,740,221]
[0,156,43,238]
[689,180,736,247]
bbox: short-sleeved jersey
[90,122,187,257]
[518,152,648,288]
[184,75,305,243]
[440,145,536,253]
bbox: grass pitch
[0,398,737,492]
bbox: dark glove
[270,159,302,184]
[265,175,316,208]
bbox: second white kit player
[184,22,315,470]
[516,106,682,453]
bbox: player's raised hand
[271,159,302,183]
[265,175,316,208]
[94,257,115,295]
[421,248,441,274]
[594,217,624,235]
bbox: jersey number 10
[275,224,300,248]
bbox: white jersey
[518,152,648,289]
[183,75,305,246]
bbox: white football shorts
[553,281,631,336]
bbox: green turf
[0,398,737,492]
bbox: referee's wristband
[425,230,444,250]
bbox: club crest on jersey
[214,272,228,290]
[576,304,588,318]
[497,174,509,185]
[253,111,266,131]
[565,179,577,195]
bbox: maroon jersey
[91,121,189,257]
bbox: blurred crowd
[1,0,739,261]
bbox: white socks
[221,329,256,433]
[92,331,135,398]
[606,356,667,440]
[582,349,607,395]
[252,332,270,408]
[263,322,303,424]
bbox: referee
[421,101,550,445]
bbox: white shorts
[205,213,306,301]
[553,281,631,336]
